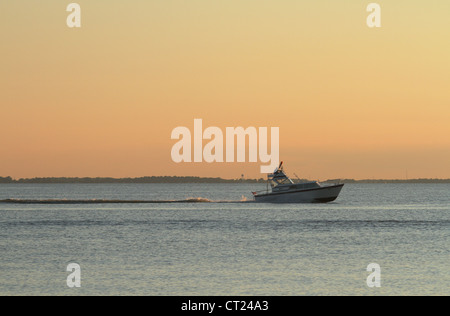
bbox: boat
[252,162,344,203]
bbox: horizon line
[1,176,450,183]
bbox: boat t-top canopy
[267,161,294,187]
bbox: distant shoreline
[1,176,450,184]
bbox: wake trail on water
[0,197,254,204]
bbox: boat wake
[0,197,253,204]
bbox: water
[0,183,449,296]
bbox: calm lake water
[0,183,449,296]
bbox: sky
[1,1,450,180]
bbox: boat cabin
[268,163,321,193]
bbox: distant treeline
[1,176,450,184]
[0,176,266,184]
[322,178,450,184]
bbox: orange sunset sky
[1,1,450,180]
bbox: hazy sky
[1,1,449,179]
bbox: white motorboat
[252,162,344,203]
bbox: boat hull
[254,184,344,203]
